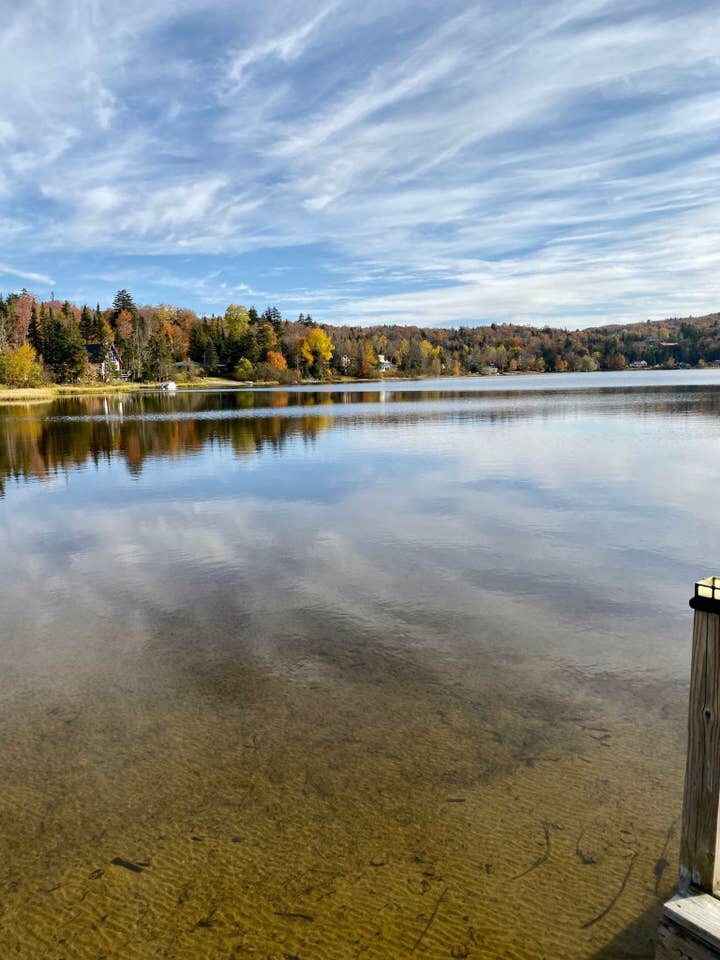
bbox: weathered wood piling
[656,578,720,959]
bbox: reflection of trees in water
[0,393,337,493]
[3,385,720,494]
[0,389,444,492]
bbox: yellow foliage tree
[421,339,442,375]
[224,304,250,338]
[0,343,44,387]
[299,327,334,377]
[358,342,377,377]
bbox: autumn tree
[421,339,442,375]
[0,343,44,387]
[266,350,287,371]
[224,304,250,338]
[299,327,334,378]
[402,338,424,374]
[0,296,11,352]
[356,341,377,377]
[256,322,278,357]
[6,290,35,345]
[115,309,134,341]
[233,357,252,380]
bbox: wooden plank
[679,610,720,893]
[664,893,720,953]
[656,915,720,960]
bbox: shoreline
[0,377,241,404]
[0,366,714,404]
[0,374,431,403]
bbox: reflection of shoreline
[3,385,720,491]
[0,407,335,489]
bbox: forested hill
[0,287,719,387]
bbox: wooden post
[680,585,720,893]
[656,578,720,959]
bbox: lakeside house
[377,353,395,373]
[629,360,648,368]
[86,342,123,381]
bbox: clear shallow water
[0,371,716,958]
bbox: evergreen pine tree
[111,289,137,324]
[189,323,208,364]
[43,311,66,377]
[63,318,87,381]
[204,338,219,374]
[28,304,43,355]
[93,303,104,341]
[80,304,93,341]
[143,333,174,381]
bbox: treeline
[1,286,720,387]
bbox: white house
[377,353,395,373]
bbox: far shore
[0,365,712,404]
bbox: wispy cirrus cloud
[0,262,54,286]
[1,0,720,325]
[222,2,339,91]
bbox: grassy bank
[0,371,492,404]
[0,377,241,404]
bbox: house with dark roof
[86,342,123,381]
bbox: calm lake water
[1,370,718,959]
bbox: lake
[1,370,718,959]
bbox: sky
[1,0,720,328]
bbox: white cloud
[0,262,54,286]
[222,3,339,90]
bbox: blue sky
[1,0,720,327]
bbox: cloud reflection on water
[2,378,719,691]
